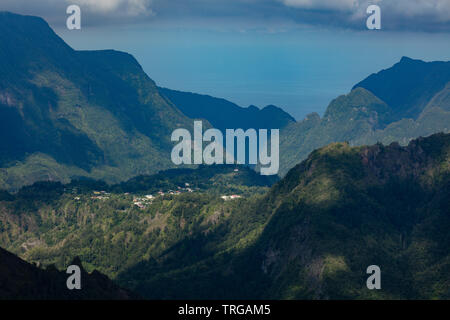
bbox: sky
[1,0,450,120]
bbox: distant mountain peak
[158,87,296,131]
[262,104,287,112]
[247,105,260,111]
[353,56,450,121]
[304,112,321,122]
[399,56,417,63]
[0,12,193,190]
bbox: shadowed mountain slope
[0,247,136,300]
[158,87,295,131]
[0,12,193,191]
[117,133,450,299]
[279,57,450,175]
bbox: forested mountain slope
[0,12,194,191]
[117,133,450,299]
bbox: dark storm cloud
[0,0,448,32]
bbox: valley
[0,11,448,301]
[1,133,449,299]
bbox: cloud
[384,0,450,22]
[280,0,358,11]
[280,0,450,28]
[68,0,153,16]
[0,0,448,31]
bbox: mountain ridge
[158,87,296,131]
[279,57,450,175]
[0,12,196,191]
[0,246,137,300]
[116,132,450,299]
[1,12,449,189]
[353,56,450,121]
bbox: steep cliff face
[353,56,450,121]
[279,57,450,176]
[0,12,193,191]
[252,133,450,299]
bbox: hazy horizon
[3,0,449,120]
[56,25,450,120]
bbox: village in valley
[62,166,265,210]
[76,181,243,210]
[129,183,196,209]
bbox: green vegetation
[0,12,449,300]
[0,165,272,279]
[1,13,449,190]
[0,248,136,300]
[1,134,449,299]
[280,59,450,175]
[115,133,449,300]
[112,165,276,195]
[0,12,195,191]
